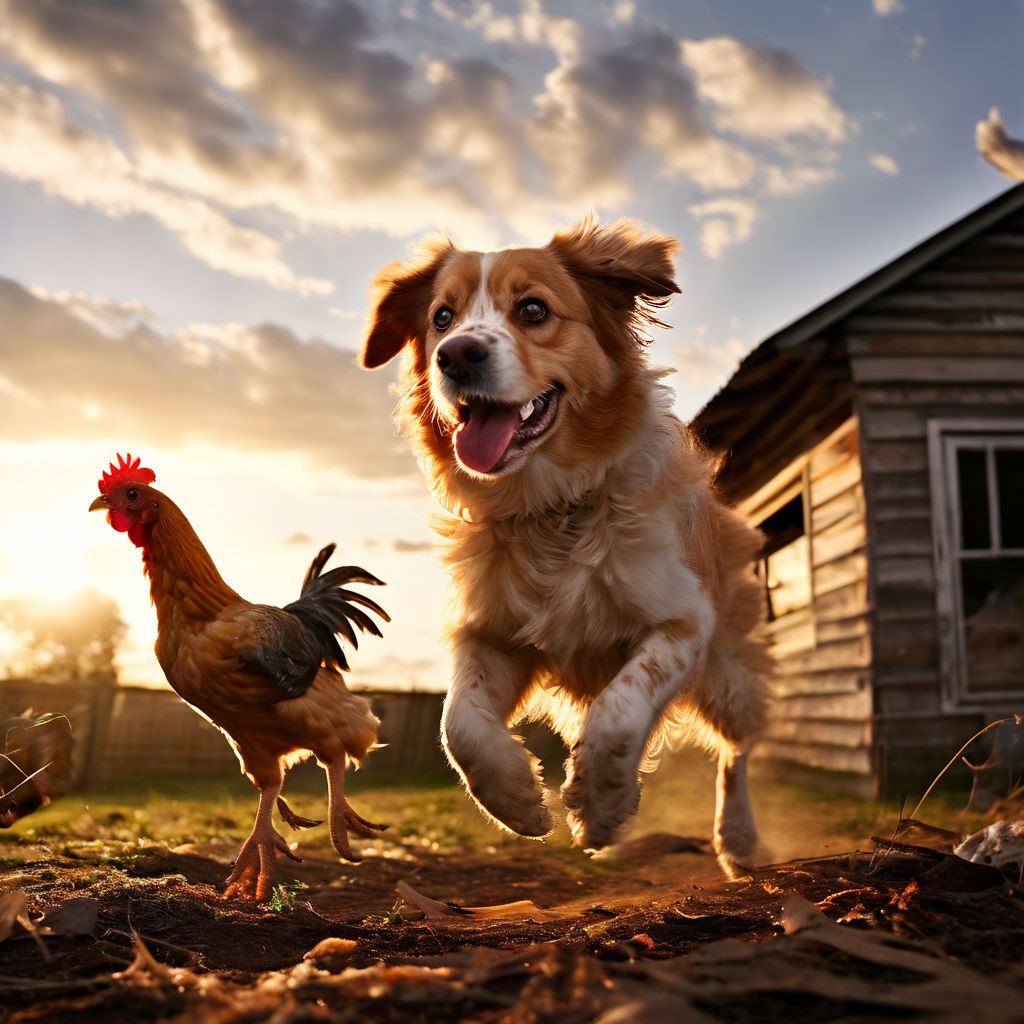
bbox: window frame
[927,418,1024,710]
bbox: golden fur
[360,219,772,873]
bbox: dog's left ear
[360,235,453,370]
[548,218,680,311]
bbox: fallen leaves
[394,879,569,923]
[3,829,1024,1022]
[0,890,98,961]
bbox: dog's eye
[433,306,454,332]
[520,299,548,324]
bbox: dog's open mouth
[454,385,561,474]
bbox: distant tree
[0,589,127,683]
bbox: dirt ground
[2,752,1023,1023]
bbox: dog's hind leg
[692,645,772,876]
[713,745,761,877]
[441,636,553,838]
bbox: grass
[0,746,1000,870]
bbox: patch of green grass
[267,880,307,914]
[1,745,1001,873]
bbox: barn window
[749,473,815,657]
[759,493,810,622]
[929,422,1024,707]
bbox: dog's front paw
[561,743,642,851]
[457,742,554,838]
[470,778,554,838]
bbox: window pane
[961,556,1024,695]
[764,535,811,620]
[957,448,990,550]
[759,494,804,558]
[996,448,1024,550]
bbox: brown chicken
[89,454,389,901]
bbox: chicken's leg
[325,761,387,862]
[224,784,300,902]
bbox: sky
[0,0,1020,691]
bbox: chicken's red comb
[98,453,156,494]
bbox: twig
[909,715,1022,821]
[869,793,907,871]
[0,759,55,799]
[104,927,204,967]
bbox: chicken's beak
[89,495,109,512]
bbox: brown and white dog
[359,219,772,874]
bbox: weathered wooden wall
[845,206,1024,786]
[744,418,874,784]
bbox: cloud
[28,287,157,337]
[674,328,748,412]
[869,152,900,176]
[531,29,756,204]
[680,37,850,144]
[0,0,853,266]
[392,538,435,553]
[0,276,415,479]
[762,162,837,196]
[0,78,332,294]
[872,0,903,16]
[0,0,539,251]
[688,197,758,260]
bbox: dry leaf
[0,888,50,960]
[304,937,358,970]
[0,889,30,942]
[35,897,99,937]
[395,880,567,922]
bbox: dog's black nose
[436,335,489,378]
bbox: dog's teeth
[519,400,535,421]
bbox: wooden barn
[692,183,1024,796]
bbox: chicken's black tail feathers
[285,544,389,674]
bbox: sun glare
[2,509,97,601]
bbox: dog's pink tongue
[454,402,519,473]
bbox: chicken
[89,453,390,901]
[0,712,74,827]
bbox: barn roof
[692,182,1024,502]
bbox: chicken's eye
[520,299,548,324]
[126,488,138,501]
[433,306,454,332]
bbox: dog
[359,219,772,874]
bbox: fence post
[78,672,117,790]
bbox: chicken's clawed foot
[223,825,301,903]
[276,796,323,831]
[328,796,388,863]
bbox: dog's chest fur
[442,451,710,696]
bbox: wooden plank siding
[743,417,875,780]
[693,185,1024,794]
[848,206,1024,783]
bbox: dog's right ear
[360,236,452,370]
